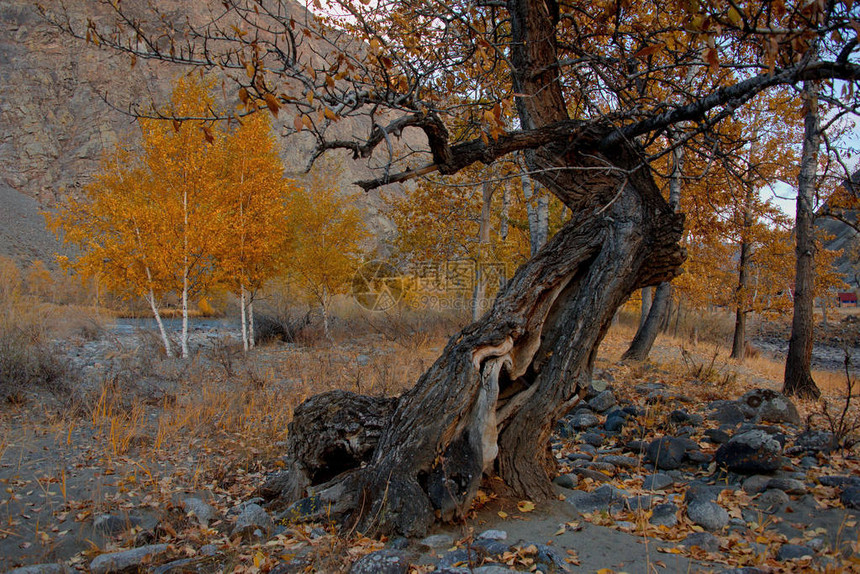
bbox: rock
[792,430,837,454]
[819,475,860,488]
[281,495,323,522]
[572,467,613,483]
[534,543,569,571]
[437,549,471,569]
[350,550,409,574]
[472,566,517,574]
[840,486,860,510]
[579,443,598,456]
[642,473,674,491]
[232,503,273,538]
[420,534,454,549]
[569,411,601,430]
[588,390,616,413]
[5,565,72,574]
[552,473,579,489]
[685,483,722,505]
[624,495,654,511]
[777,544,814,560]
[742,475,772,494]
[90,544,170,574]
[715,430,783,473]
[604,411,628,432]
[181,497,217,526]
[738,389,800,425]
[687,501,729,531]
[709,402,746,426]
[199,544,218,556]
[766,478,807,495]
[646,437,687,470]
[478,529,507,540]
[588,379,610,395]
[93,513,140,536]
[581,431,604,446]
[567,452,592,461]
[685,450,713,464]
[579,461,616,473]
[599,455,639,469]
[755,489,791,511]
[683,532,721,552]
[565,484,623,513]
[650,503,678,527]
[704,428,732,444]
[473,538,510,556]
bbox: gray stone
[572,467,613,483]
[840,486,860,509]
[437,549,471,569]
[589,379,610,394]
[683,532,721,552]
[478,529,507,540]
[705,428,732,444]
[599,454,639,469]
[792,430,837,454]
[90,544,170,574]
[473,538,510,555]
[687,501,729,531]
[777,544,814,560]
[93,513,140,536]
[738,389,800,425]
[709,402,746,425]
[420,534,454,549]
[642,473,674,491]
[553,473,579,490]
[280,495,324,522]
[232,503,273,538]
[624,495,654,511]
[534,543,569,571]
[766,478,807,495]
[570,412,601,430]
[650,503,679,527]
[565,484,623,513]
[646,437,687,470]
[350,549,409,574]
[742,475,772,494]
[588,390,617,413]
[685,483,723,505]
[819,475,860,488]
[604,411,628,432]
[473,567,517,574]
[685,450,713,464]
[581,431,604,446]
[715,430,783,473]
[755,489,791,511]
[5,565,72,574]
[388,537,409,550]
[181,497,218,526]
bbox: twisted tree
[42,0,860,535]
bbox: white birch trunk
[249,299,256,349]
[240,283,249,352]
[146,287,173,357]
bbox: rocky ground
[1,324,859,573]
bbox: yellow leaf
[263,93,280,117]
[293,115,304,132]
[324,107,337,121]
[517,500,535,513]
[497,511,508,519]
[727,6,743,26]
[238,87,249,105]
[245,62,255,78]
[253,551,264,568]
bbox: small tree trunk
[639,287,653,329]
[784,79,822,400]
[731,229,753,360]
[181,268,190,359]
[521,168,549,256]
[321,287,333,343]
[472,180,494,321]
[240,283,249,352]
[249,299,256,349]
[146,287,173,357]
[820,298,829,327]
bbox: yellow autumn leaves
[48,74,366,355]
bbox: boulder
[715,430,783,473]
[646,437,687,470]
[650,503,678,527]
[687,501,729,531]
[350,550,409,574]
[738,389,800,425]
[232,503,273,538]
[683,532,720,552]
[90,544,170,574]
[588,390,616,413]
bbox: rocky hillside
[0,0,393,267]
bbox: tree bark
[638,287,653,329]
[731,186,755,360]
[621,138,683,361]
[783,79,822,400]
[146,287,173,358]
[240,283,249,352]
